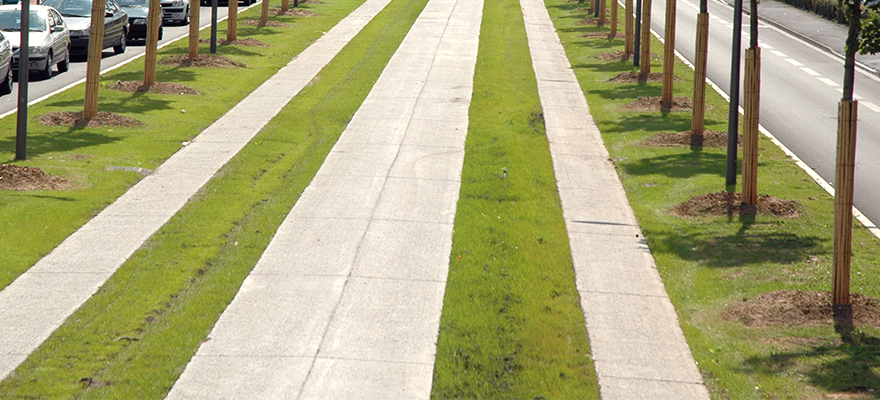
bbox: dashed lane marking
[801,67,820,76]
[819,77,840,86]
[784,58,804,66]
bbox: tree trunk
[610,0,618,36]
[599,0,606,25]
[741,47,760,204]
[189,0,201,58]
[691,11,708,136]
[143,0,162,86]
[83,0,107,119]
[261,0,270,24]
[661,0,675,107]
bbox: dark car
[42,0,128,58]
[116,0,162,43]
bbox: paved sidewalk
[0,0,392,381]
[165,0,482,397]
[520,0,709,398]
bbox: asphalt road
[645,0,880,227]
[0,1,259,116]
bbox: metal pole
[595,0,600,17]
[726,0,742,187]
[211,0,218,53]
[634,0,641,66]
[15,0,30,161]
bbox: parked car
[159,0,188,25]
[0,31,13,94]
[116,0,162,43]
[0,5,71,79]
[42,0,128,58]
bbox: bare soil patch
[38,111,144,128]
[724,290,880,327]
[106,80,201,95]
[0,165,66,190]
[578,17,601,25]
[269,8,319,16]
[608,70,664,83]
[670,191,803,218]
[641,130,730,148]
[199,38,269,47]
[159,54,247,68]
[240,19,292,28]
[596,51,633,62]
[624,95,691,112]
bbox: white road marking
[864,102,880,112]
[760,42,773,49]
[785,58,804,66]
[801,67,820,76]
[770,49,787,57]
[819,77,840,86]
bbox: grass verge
[546,1,880,398]
[430,0,600,397]
[0,0,432,396]
[0,0,354,291]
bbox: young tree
[228,0,239,41]
[639,0,652,77]
[660,0,676,109]
[741,0,760,204]
[84,0,108,119]
[189,0,201,58]
[625,0,634,54]
[143,0,162,87]
[833,0,880,331]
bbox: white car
[160,0,188,25]
[0,5,71,80]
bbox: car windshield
[0,11,48,32]
[116,0,148,6]
[42,0,92,18]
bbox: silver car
[0,5,71,80]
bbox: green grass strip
[0,3,353,291]
[0,0,431,396]
[545,1,880,398]
[431,0,599,397]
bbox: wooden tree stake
[598,0,606,25]
[228,0,239,41]
[661,0,676,106]
[833,99,858,328]
[639,0,652,75]
[624,0,633,54]
[691,12,709,135]
[610,0,618,36]
[261,0,270,25]
[742,47,760,205]
[143,0,162,86]
[189,0,201,58]
[282,0,289,13]
[83,0,107,119]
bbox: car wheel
[57,47,70,73]
[113,32,127,54]
[40,52,53,80]
[0,67,12,95]
[158,27,164,40]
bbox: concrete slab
[520,0,709,397]
[288,175,387,219]
[336,117,412,146]
[165,355,313,400]
[351,219,453,282]
[298,358,434,400]
[317,277,446,364]
[316,143,401,177]
[253,217,370,276]
[372,177,461,224]
[388,145,464,181]
[401,117,469,148]
[197,275,345,357]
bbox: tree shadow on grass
[107,69,200,84]
[0,128,121,159]
[743,332,880,397]
[659,224,824,267]
[45,93,176,116]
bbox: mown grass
[546,1,880,399]
[0,0,433,396]
[0,1,353,291]
[431,0,599,397]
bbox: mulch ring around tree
[597,51,634,62]
[106,80,201,95]
[159,54,247,68]
[269,8,319,16]
[38,111,144,128]
[641,130,729,148]
[199,38,269,47]
[670,191,803,218]
[0,165,67,190]
[608,70,664,83]
[624,95,692,112]
[240,19,292,28]
[724,290,880,327]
